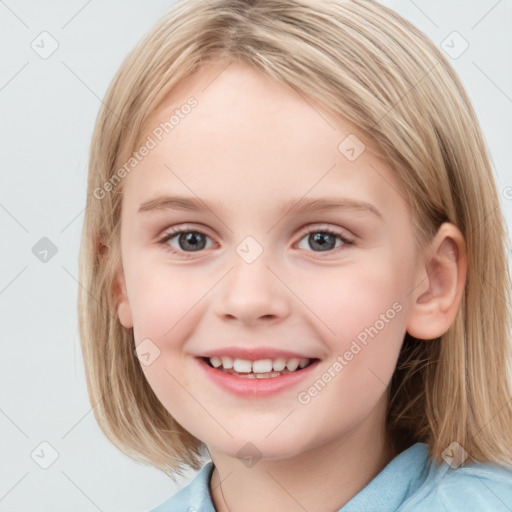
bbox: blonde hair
[79,0,512,476]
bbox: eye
[159,226,214,258]
[158,225,354,259]
[296,226,354,253]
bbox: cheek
[297,254,408,377]
[299,255,407,336]
[127,264,211,399]
[128,263,205,343]
[128,266,199,408]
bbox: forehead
[122,61,408,220]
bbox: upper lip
[197,347,318,360]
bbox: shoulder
[148,462,216,512]
[403,459,512,511]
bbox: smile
[197,355,321,397]
[204,356,313,378]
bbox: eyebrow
[137,195,383,219]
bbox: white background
[1,1,511,510]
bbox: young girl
[78,0,512,510]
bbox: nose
[214,252,291,326]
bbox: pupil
[180,232,205,251]
[310,232,335,251]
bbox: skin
[114,60,468,512]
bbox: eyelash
[158,225,355,259]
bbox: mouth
[200,355,319,379]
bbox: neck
[209,397,397,512]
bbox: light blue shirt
[149,442,512,511]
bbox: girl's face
[115,61,422,461]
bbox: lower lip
[196,357,320,397]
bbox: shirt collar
[184,442,433,512]
[340,442,434,511]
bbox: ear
[406,223,468,340]
[113,268,133,329]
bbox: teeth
[221,356,233,369]
[207,356,312,375]
[233,359,252,373]
[252,359,273,373]
[210,356,222,368]
[286,358,300,372]
[272,358,287,371]
[255,371,282,378]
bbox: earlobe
[406,223,467,340]
[114,269,133,329]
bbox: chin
[203,427,316,464]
